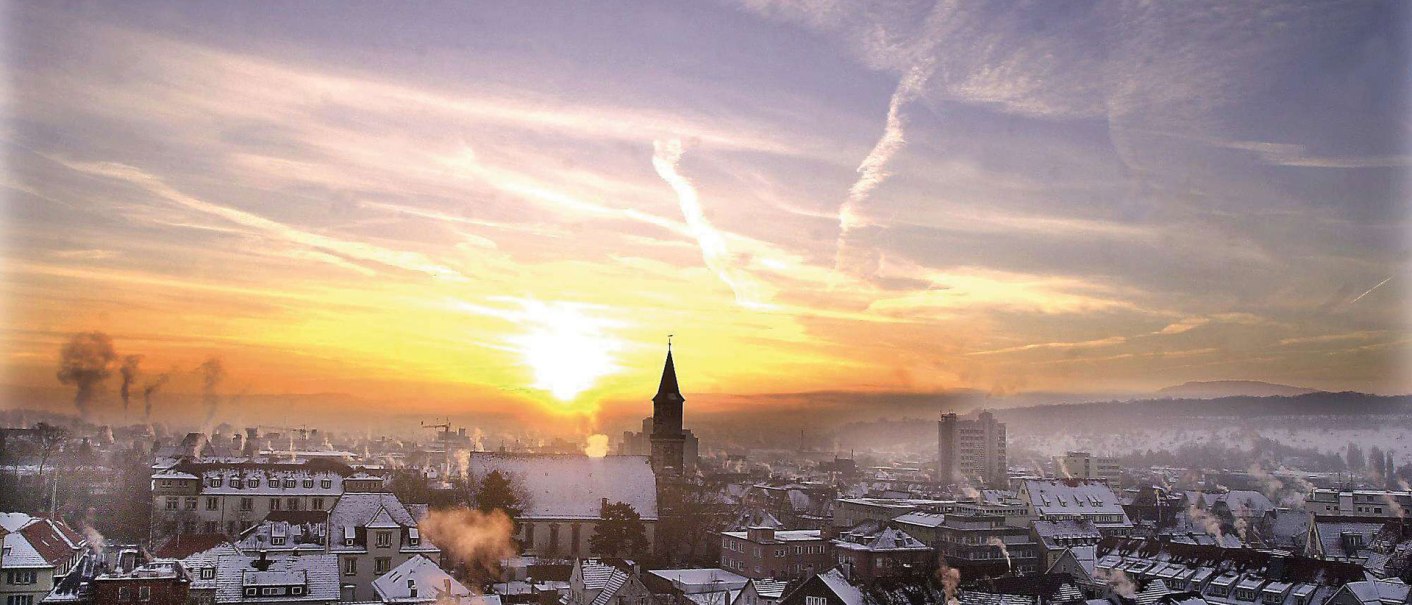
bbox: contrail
[833,1,952,276]
[1349,275,1393,305]
[652,139,769,309]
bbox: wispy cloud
[967,336,1128,357]
[652,140,772,310]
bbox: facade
[370,555,475,604]
[720,528,833,580]
[1056,452,1120,485]
[938,411,1007,487]
[929,512,1040,576]
[1031,519,1102,571]
[651,346,688,478]
[328,493,440,601]
[776,569,862,605]
[466,453,658,558]
[732,579,789,605]
[1303,490,1412,519]
[1095,538,1367,605]
[91,561,191,605]
[0,513,85,605]
[1019,479,1134,537]
[831,526,933,583]
[149,458,382,540]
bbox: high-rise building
[650,344,686,478]
[937,410,1007,488]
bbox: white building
[0,513,85,605]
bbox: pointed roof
[655,347,681,401]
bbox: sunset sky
[2,1,1408,429]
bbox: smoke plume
[1097,568,1137,599]
[987,537,1012,572]
[584,434,609,458]
[198,357,225,427]
[1187,501,1224,541]
[56,332,118,421]
[935,559,960,605]
[418,507,515,580]
[142,374,170,420]
[119,355,142,415]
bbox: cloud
[967,336,1128,357]
[652,139,773,309]
[1156,317,1210,335]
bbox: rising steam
[936,559,961,605]
[142,374,170,420]
[987,537,1012,572]
[57,332,118,422]
[418,507,515,580]
[584,434,609,458]
[1097,568,1137,599]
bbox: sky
[1,1,1409,431]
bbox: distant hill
[995,391,1412,434]
[1157,380,1319,399]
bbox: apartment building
[150,458,383,540]
[1303,489,1412,519]
[1019,479,1134,537]
[719,528,832,580]
[938,411,1007,487]
[0,513,86,605]
[1056,452,1121,485]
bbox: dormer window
[232,477,243,489]
[245,587,257,597]
[284,479,296,488]
[272,537,286,546]
[303,479,314,488]
[408,528,420,546]
[250,478,260,488]
[321,479,332,489]
[292,586,304,595]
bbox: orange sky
[2,3,1409,431]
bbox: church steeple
[650,337,686,476]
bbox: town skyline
[3,1,1409,427]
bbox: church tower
[650,340,685,478]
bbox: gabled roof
[155,533,233,559]
[372,554,473,603]
[214,553,340,602]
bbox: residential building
[0,513,85,605]
[213,551,340,604]
[776,569,861,605]
[1303,517,1391,563]
[568,559,652,605]
[732,579,789,605]
[149,457,382,540]
[1303,490,1412,519]
[1056,453,1120,485]
[328,493,440,601]
[1019,479,1133,537]
[720,528,832,580]
[91,560,191,605]
[832,499,954,529]
[1325,581,1410,605]
[831,526,932,583]
[1031,519,1101,571]
[466,452,658,558]
[938,411,1007,488]
[647,568,749,605]
[1095,538,1368,605]
[371,555,477,604]
[929,511,1040,576]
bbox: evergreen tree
[474,470,523,517]
[590,501,649,559]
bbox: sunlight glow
[506,300,623,402]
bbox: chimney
[444,578,453,599]
[408,579,418,598]
[601,498,609,513]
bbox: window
[292,586,304,595]
[206,496,219,511]
[139,586,151,601]
[118,588,132,601]
[272,536,286,546]
[377,531,392,547]
[244,587,257,597]
[184,497,197,510]
[270,498,281,511]
[240,497,254,511]
[303,479,314,488]
[201,567,215,580]
[409,528,421,547]
[249,478,260,488]
[284,479,296,488]
[343,558,357,576]
[7,595,34,605]
[232,477,243,489]
[806,596,827,605]
[312,497,324,510]
[210,477,223,488]
[165,498,178,511]
[287,497,300,510]
[375,557,391,574]
[7,571,37,584]
[321,479,332,489]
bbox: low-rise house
[214,551,340,604]
[0,513,86,605]
[776,569,861,605]
[732,579,790,605]
[831,527,932,583]
[568,559,652,605]
[329,493,439,601]
[1305,518,1391,563]
[371,554,478,604]
[648,569,749,605]
[1033,520,1102,572]
[91,560,191,605]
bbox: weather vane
[667,334,674,350]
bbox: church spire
[656,336,681,401]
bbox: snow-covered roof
[817,569,863,605]
[467,453,658,520]
[833,527,929,552]
[721,530,824,543]
[372,554,473,603]
[1338,581,1411,605]
[1023,480,1130,523]
[649,569,749,594]
[215,553,339,602]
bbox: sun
[508,300,623,402]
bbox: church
[620,343,700,472]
